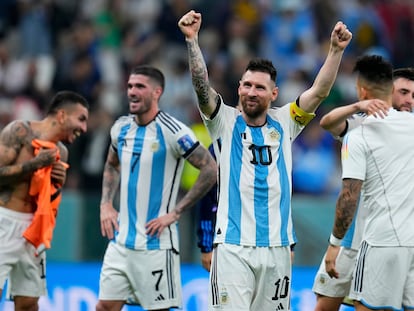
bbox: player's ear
[153,86,163,101]
[271,86,279,102]
[56,109,66,125]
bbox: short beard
[242,102,267,119]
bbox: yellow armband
[289,101,315,126]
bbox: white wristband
[329,234,342,247]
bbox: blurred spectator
[275,69,311,107]
[53,19,102,107]
[159,51,198,125]
[54,50,102,107]
[17,0,53,58]
[0,0,18,37]
[374,0,414,68]
[258,0,318,84]
[337,0,391,57]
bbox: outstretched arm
[320,99,389,137]
[299,21,352,113]
[178,10,218,118]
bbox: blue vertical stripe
[147,125,166,249]
[125,126,146,248]
[267,118,289,245]
[226,116,245,244]
[251,127,270,246]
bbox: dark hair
[245,58,277,83]
[393,67,414,82]
[353,55,393,85]
[46,91,89,115]
[130,65,165,90]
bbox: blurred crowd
[0,0,413,196]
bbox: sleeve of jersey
[341,131,366,181]
[289,101,316,126]
[200,94,232,141]
[174,123,200,159]
[109,122,120,152]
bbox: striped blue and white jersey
[201,96,306,247]
[110,111,199,250]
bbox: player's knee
[96,301,107,311]
[96,300,121,311]
[14,296,39,311]
[314,295,343,311]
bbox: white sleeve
[170,120,200,159]
[341,129,366,181]
[200,94,238,140]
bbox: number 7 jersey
[109,111,199,250]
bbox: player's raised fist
[178,10,202,41]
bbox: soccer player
[0,91,89,311]
[96,65,217,311]
[178,10,352,310]
[313,66,414,311]
[324,55,414,310]
[391,67,414,112]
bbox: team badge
[267,128,280,142]
[220,287,229,304]
[151,140,159,152]
[177,134,195,152]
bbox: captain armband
[289,101,315,126]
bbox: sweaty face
[62,104,89,144]
[127,74,157,115]
[392,78,414,112]
[238,71,277,119]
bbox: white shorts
[312,247,357,297]
[98,242,182,309]
[0,206,47,298]
[349,241,414,310]
[209,243,291,311]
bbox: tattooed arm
[0,120,57,185]
[146,144,217,237]
[325,178,362,278]
[332,178,362,239]
[178,10,219,118]
[100,146,121,239]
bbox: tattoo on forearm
[333,179,362,238]
[187,40,210,107]
[101,163,120,204]
[175,148,216,215]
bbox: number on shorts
[40,259,46,279]
[152,269,163,291]
[272,276,290,300]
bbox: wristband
[329,233,342,247]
